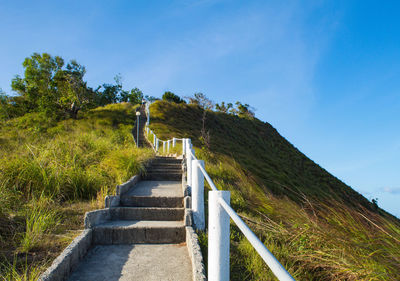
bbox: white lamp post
[136,111,141,147]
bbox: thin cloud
[381,187,400,195]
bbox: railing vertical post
[146,127,149,135]
[192,160,205,230]
[173,137,176,148]
[167,140,170,153]
[208,191,231,281]
[186,142,192,186]
[153,134,156,147]
[182,138,186,156]
[156,139,159,152]
[163,141,166,153]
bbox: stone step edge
[84,207,192,228]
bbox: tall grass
[0,102,154,278]
[0,256,43,281]
[0,103,153,201]
[20,197,60,253]
[149,100,400,280]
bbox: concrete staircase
[67,157,193,281]
[142,157,183,181]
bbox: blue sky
[0,0,399,217]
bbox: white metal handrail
[198,163,218,191]
[144,102,185,154]
[145,102,295,281]
[218,197,295,281]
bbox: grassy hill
[0,103,153,280]
[149,100,400,280]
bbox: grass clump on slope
[149,100,400,280]
[0,102,153,279]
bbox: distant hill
[149,100,400,280]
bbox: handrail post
[182,138,186,155]
[186,140,192,186]
[156,138,159,152]
[173,137,176,148]
[153,134,156,147]
[167,140,170,153]
[163,141,166,153]
[208,190,231,281]
[192,160,205,230]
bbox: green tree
[0,89,10,120]
[215,101,233,113]
[230,102,255,118]
[97,75,123,106]
[162,91,185,103]
[56,60,98,118]
[120,87,143,104]
[186,92,213,110]
[10,53,96,119]
[11,53,64,117]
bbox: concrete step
[152,157,182,164]
[142,173,182,181]
[121,195,183,208]
[145,168,182,173]
[148,163,182,169]
[67,244,193,281]
[121,181,183,207]
[109,207,184,221]
[93,220,185,244]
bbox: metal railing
[145,102,295,281]
[144,102,185,154]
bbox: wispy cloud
[124,1,338,122]
[381,187,400,195]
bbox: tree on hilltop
[11,53,97,119]
[162,91,185,103]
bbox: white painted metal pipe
[192,160,205,230]
[182,138,186,155]
[198,164,218,191]
[163,141,166,153]
[186,143,192,185]
[167,140,170,153]
[218,198,295,281]
[156,139,159,152]
[208,191,230,281]
[173,137,176,147]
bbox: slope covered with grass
[0,102,153,280]
[149,100,400,280]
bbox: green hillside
[149,100,400,280]
[0,103,153,280]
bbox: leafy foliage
[162,91,185,103]
[215,101,233,113]
[186,92,214,110]
[2,53,145,120]
[120,87,144,104]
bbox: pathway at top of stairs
[133,104,150,148]
[68,156,192,281]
